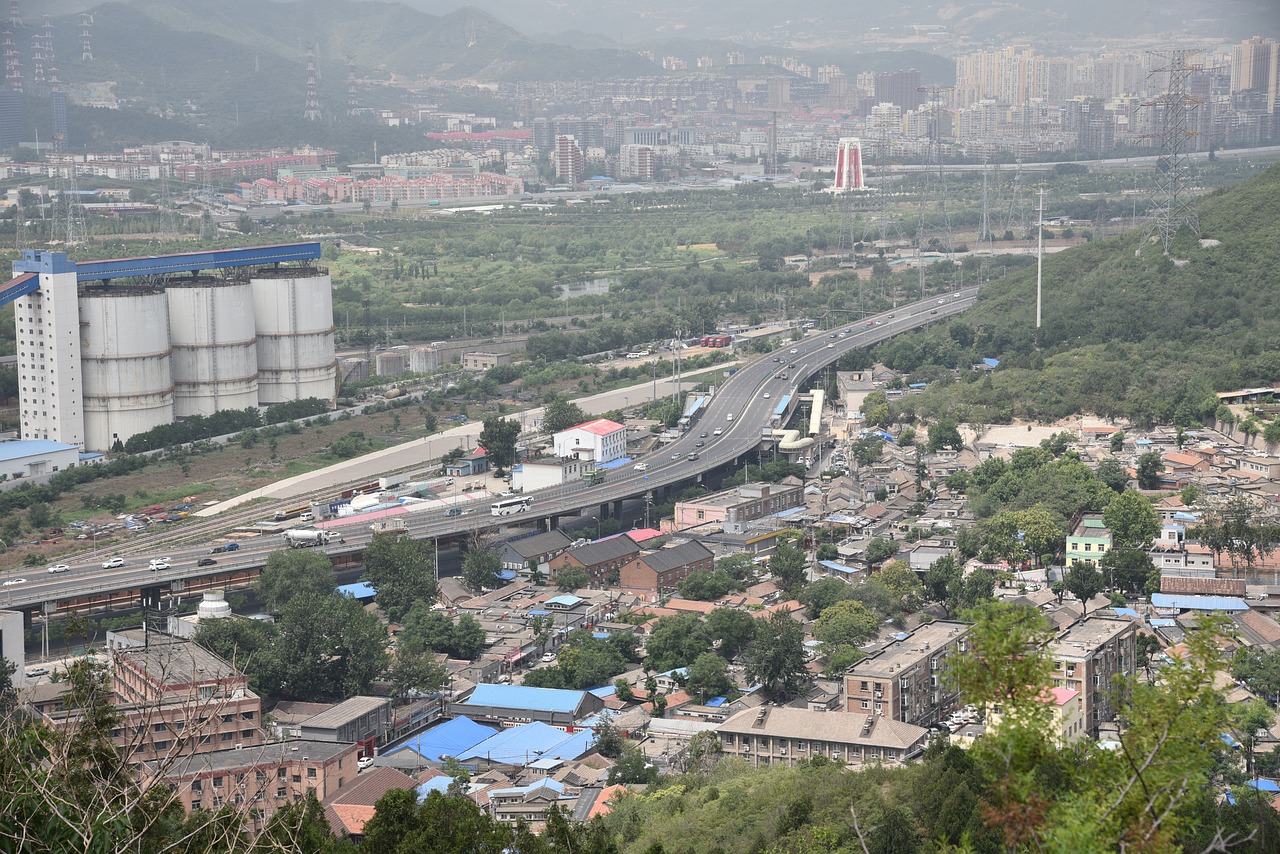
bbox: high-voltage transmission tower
[1004,157,1028,239]
[303,44,322,121]
[80,12,92,62]
[1142,48,1205,254]
[346,55,359,116]
[51,162,88,247]
[914,85,955,295]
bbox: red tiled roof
[329,804,376,836]
[571,418,626,437]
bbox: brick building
[547,535,643,587]
[843,621,969,728]
[618,540,715,595]
[1048,616,1136,737]
[717,706,928,769]
[672,481,804,533]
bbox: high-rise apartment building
[1232,36,1280,113]
[873,70,922,111]
[554,134,583,185]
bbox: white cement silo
[249,267,337,405]
[165,277,259,417]
[78,288,175,451]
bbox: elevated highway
[1,288,978,620]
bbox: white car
[102,556,125,569]
[24,666,49,678]
[541,652,557,663]
[46,564,70,574]
[634,463,649,472]
[148,558,171,571]
[789,348,798,354]
[713,428,723,436]
[358,756,375,770]
[2,577,27,586]
[826,343,835,348]
[763,392,771,399]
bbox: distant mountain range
[400,0,1279,44]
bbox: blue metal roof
[589,685,617,698]
[0,440,78,462]
[1150,593,1249,612]
[70,242,322,283]
[819,559,859,575]
[772,394,791,417]
[456,721,579,764]
[596,457,630,470]
[0,272,39,307]
[982,357,1000,368]
[1111,607,1141,619]
[337,581,377,599]
[1248,779,1280,792]
[391,715,497,763]
[462,683,588,714]
[682,396,708,419]
[705,697,727,707]
[1149,619,1177,628]
[415,776,452,799]
[545,595,583,608]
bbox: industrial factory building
[5,243,337,452]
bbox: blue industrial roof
[545,595,584,608]
[819,559,860,575]
[1150,593,1249,612]
[462,683,588,714]
[1248,779,1280,792]
[390,715,498,763]
[1111,607,1141,619]
[489,779,567,799]
[68,242,322,283]
[1149,619,1177,628]
[589,685,617,699]
[496,569,517,582]
[982,357,1000,368]
[772,394,791,416]
[682,396,708,418]
[771,506,804,518]
[543,727,598,760]
[456,721,588,764]
[908,382,927,389]
[705,697,727,707]
[337,581,377,599]
[0,440,78,462]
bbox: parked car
[358,756,375,770]
[541,652,557,663]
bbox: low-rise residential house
[672,481,805,532]
[1066,513,1111,567]
[322,766,419,841]
[446,451,490,478]
[716,706,928,769]
[1048,616,1136,737]
[297,696,393,757]
[1238,456,1280,479]
[843,621,970,728]
[498,530,575,576]
[553,419,627,465]
[547,535,643,587]
[618,540,715,595]
[488,779,577,823]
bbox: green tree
[592,717,625,758]
[556,565,589,591]
[1095,458,1129,493]
[1136,450,1164,490]
[608,744,659,785]
[363,532,438,622]
[1232,647,1280,705]
[193,616,281,697]
[1098,548,1157,597]
[798,576,856,619]
[685,652,734,703]
[865,537,899,565]
[360,789,511,853]
[462,545,504,591]
[813,599,879,648]
[274,593,387,701]
[743,611,807,702]
[927,417,962,452]
[256,549,336,613]
[705,607,757,660]
[478,417,521,471]
[1062,562,1105,615]
[852,434,884,467]
[1103,489,1160,549]
[542,396,588,433]
[768,541,808,593]
[645,614,712,672]
[387,648,448,702]
[1110,430,1127,453]
[676,568,737,601]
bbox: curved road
[2,288,978,611]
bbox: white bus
[491,496,531,516]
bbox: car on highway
[3,577,27,586]
[148,558,171,571]
[888,313,895,318]
[713,428,724,436]
[696,440,705,447]
[937,298,946,304]
[209,543,240,554]
[773,356,782,362]
[47,564,70,574]
[672,452,682,460]
[865,321,873,326]
[197,557,218,567]
[700,431,708,438]
[763,393,771,399]
[829,332,838,338]
[687,452,700,461]
[634,463,649,472]
[789,348,798,354]
[102,556,125,569]
[826,343,835,348]
[930,310,938,315]
[444,507,462,517]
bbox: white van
[727,413,735,422]
[634,463,649,472]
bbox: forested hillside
[876,163,1280,428]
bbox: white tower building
[12,250,84,447]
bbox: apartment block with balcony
[843,621,969,728]
[717,706,929,769]
[1048,616,1136,737]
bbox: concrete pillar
[612,499,624,518]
